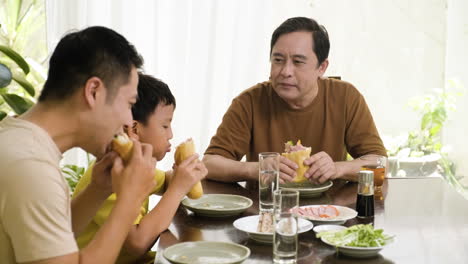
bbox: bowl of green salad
[316,224,394,258]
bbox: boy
[73,73,207,263]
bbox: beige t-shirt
[0,117,78,263]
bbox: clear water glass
[273,189,299,264]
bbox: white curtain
[46,0,467,176]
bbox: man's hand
[170,154,207,196]
[89,151,118,196]
[278,156,297,184]
[304,151,338,184]
[111,140,156,205]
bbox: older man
[204,17,386,185]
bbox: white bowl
[321,237,391,258]
[313,224,346,233]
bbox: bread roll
[112,133,133,162]
[174,139,204,199]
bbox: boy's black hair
[132,73,176,125]
[39,26,143,102]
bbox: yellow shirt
[72,162,165,264]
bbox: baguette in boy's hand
[112,133,133,162]
[174,138,204,199]
[281,140,312,183]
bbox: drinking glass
[259,152,280,213]
[273,189,299,264]
[359,155,387,191]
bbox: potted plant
[386,81,463,178]
[0,45,35,118]
[0,0,47,119]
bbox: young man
[0,26,156,264]
[204,17,386,185]
[73,73,207,264]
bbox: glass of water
[273,189,299,264]
[259,152,280,213]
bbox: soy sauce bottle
[356,170,374,218]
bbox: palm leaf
[1,93,33,114]
[12,70,34,96]
[0,110,7,120]
[0,45,30,74]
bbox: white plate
[233,215,313,244]
[321,237,391,258]
[294,205,357,225]
[313,224,346,233]
[163,241,250,264]
[182,194,253,217]
[280,181,333,197]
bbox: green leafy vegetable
[316,224,394,248]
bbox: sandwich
[112,133,133,162]
[174,138,204,199]
[281,140,312,183]
[257,211,273,233]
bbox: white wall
[444,0,468,178]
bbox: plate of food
[233,213,313,244]
[163,241,250,264]
[279,140,333,197]
[292,205,357,225]
[280,181,333,198]
[182,194,253,217]
[316,224,395,258]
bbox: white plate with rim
[163,241,250,264]
[182,194,253,217]
[280,181,333,197]
[294,205,357,225]
[233,215,313,244]
[321,236,392,258]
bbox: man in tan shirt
[0,26,156,264]
[204,17,386,184]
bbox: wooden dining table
[154,177,468,263]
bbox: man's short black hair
[132,73,176,125]
[270,17,330,66]
[39,26,143,102]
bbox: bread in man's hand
[174,138,204,199]
[112,133,133,162]
[281,140,312,183]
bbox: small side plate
[163,241,250,264]
[182,194,253,217]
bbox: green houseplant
[387,80,463,181]
[0,0,47,119]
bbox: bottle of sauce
[356,170,374,218]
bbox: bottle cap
[358,170,374,195]
[358,170,374,185]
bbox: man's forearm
[71,184,111,236]
[335,159,367,181]
[203,154,258,182]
